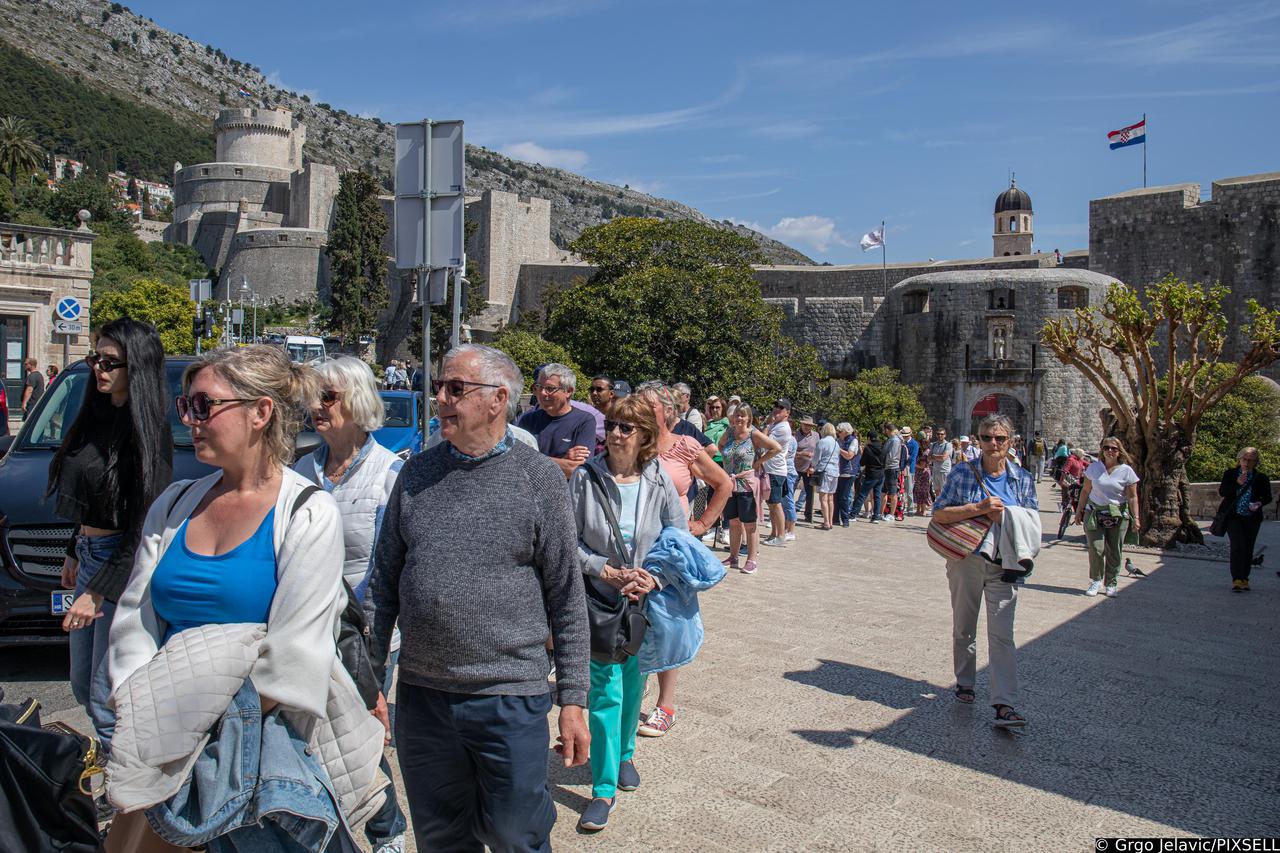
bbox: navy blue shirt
[673,419,712,447]
[516,406,597,459]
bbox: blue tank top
[151,508,279,641]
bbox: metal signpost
[394,119,465,422]
[53,296,84,367]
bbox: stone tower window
[234,168,243,176]
[903,290,929,314]
[987,288,1016,310]
[1010,216,1018,233]
[1057,286,1089,309]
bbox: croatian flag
[237,86,252,98]
[860,226,884,252]
[1108,119,1146,150]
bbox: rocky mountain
[0,0,814,264]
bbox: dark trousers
[853,473,884,520]
[1226,513,1263,581]
[835,475,855,524]
[396,683,555,853]
[799,472,815,522]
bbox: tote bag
[926,461,994,563]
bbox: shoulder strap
[966,460,993,499]
[290,484,322,520]
[584,464,634,568]
[165,480,198,523]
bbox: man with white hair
[517,362,597,478]
[673,382,703,431]
[371,344,590,852]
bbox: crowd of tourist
[35,327,1272,851]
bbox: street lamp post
[238,278,258,344]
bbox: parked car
[284,335,326,364]
[0,357,320,646]
[372,390,424,459]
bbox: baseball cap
[611,380,631,397]
[959,435,970,442]
[774,398,792,411]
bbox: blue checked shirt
[933,457,1039,513]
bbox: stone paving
[5,483,1278,850]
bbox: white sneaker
[762,536,786,547]
[373,835,406,853]
[700,530,716,544]
[1105,585,1118,598]
[784,532,796,542]
[1084,580,1103,597]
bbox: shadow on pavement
[784,551,1280,837]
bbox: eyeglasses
[430,377,503,399]
[978,434,1010,445]
[534,383,568,395]
[604,419,637,436]
[86,353,127,373]
[1102,446,1121,453]
[176,392,257,422]
[319,389,341,407]
[589,385,611,394]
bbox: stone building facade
[1088,170,1280,382]
[0,217,95,404]
[165,108,338,303]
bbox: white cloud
[500,141,590,171]
[731,215,852,253]
[265,70,315,100]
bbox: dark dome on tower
[994,178,1032,214]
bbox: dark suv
[0,357,317,645]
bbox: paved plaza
[4,483,1278,850]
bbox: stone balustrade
[0,222,94,271]
[1186,480,1280,520]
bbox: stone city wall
[170,163,294,224]
[288,162,339,232]
[1089,171,1280,381]
[220,228,327,302]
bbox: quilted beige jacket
[107,621,389,827]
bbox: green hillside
[0,38,211,182]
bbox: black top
[1217,468,1273,517]
[860,439,885,474]
[54,405,173,602]
[672,418,712,447]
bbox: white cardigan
[108,466,347,720]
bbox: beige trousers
[946,553,1019,708]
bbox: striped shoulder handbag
[926,461,994,563]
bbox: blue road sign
[56,297,82,321]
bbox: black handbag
[0,692,103,853]
[583,466,650,664]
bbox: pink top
[658,435,704,513]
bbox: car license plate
[50,591,74,615]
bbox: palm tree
[0,116,45,190]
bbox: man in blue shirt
[902,427,921,514]
[516,363,596,479]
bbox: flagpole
[1142,112,1147,188]
[881,220,886,290]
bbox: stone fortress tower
[993,175,1033,256]
[165,108,339,302]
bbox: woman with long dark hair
[48,317,172,751]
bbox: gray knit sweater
[369,440,588,707]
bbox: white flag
[860,226,884,252]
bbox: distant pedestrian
[902,427,920,514]
[793,415,819,523]
[1074,437,1140,598]
[930,427,953,496]
[46,363,59,384]
[717,403,781,574]
[1217,447,1272,592]
[959,434,980,462]
[22,356,44,417]
[673,382,704,431]
[812,423,840,530]
[835,423,860,526]
[913,455,933,515]
[852,432,886,523]
[1029,431,1047,483]
[932,413,1038,728]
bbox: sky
[131,0,1280,264]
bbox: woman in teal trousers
[568,393,688,832]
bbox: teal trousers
[588,655,644,799]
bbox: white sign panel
[189,278,212,302]
[394,119,465,271]
[53,320,84,335]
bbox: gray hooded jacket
[569,455,688,577]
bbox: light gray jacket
[569,455,688,577]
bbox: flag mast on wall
[1107,114,1147,187]
[861,221,886,288]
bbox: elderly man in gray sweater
[370,344,589,853]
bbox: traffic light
[193,314,205,339]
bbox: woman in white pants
[930,413,1039,728]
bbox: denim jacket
[146,680,344,852]
[638,527,726,675]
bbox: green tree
[325,171,388,343]
[44,173,130,232]
[1041,276,1280,548]
[491,328,588,401]
[1184,371,1280,482]
[0,115,43,188]
[545,217,827,413]
[93,278,199,354]
[825,368,927,438]
[90,230,210,294]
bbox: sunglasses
[604,419,637,436]
[430,377,503,399]
[1102,446,1121,452]
[320,389,341,407]
[86,353,127,373]
[978,434,1010,444]
[176,391,257,422]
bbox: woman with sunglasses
[932,413,1038,728]
[48,318,171,754]
[1217,447,1272,592]
[569,395,685,831]
[1073,437,1141,598]
[104,345,379,848]
[294,356,407,853]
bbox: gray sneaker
[578,797,617,831]
[762,536,786,547]
[618,759,641,791]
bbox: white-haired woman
[295,356,407,852]
[812,423,840,530]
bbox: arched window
[1010,216,1018,232]
[1022,216,1029,231]
[997,219,1003,233]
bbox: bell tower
[993,175,1033,256]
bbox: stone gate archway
[968,390,1028,439]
